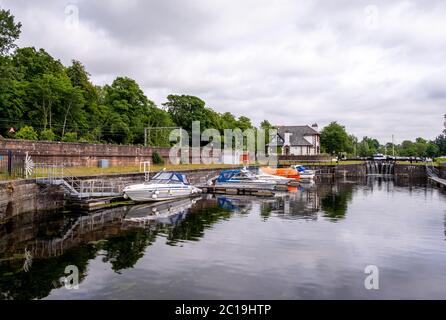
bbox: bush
[15,126,38,140]
[62,132,78,142]
[152,151,164,165]
[40,129,56,141]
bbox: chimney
[311,123,319,132]
[284,132,292,145]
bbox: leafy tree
[15,125,38,140]
[0,8,21,55]
[236,116,252,131]
[163,95,208,133]
[61,132,78,142]
[40,128,56,141]
[435,134,446,156]
[320,122,352,155]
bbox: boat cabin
[151,172,190,184]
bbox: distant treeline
[0,7,445,158]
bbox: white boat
[294,165,316,180]
[213,169,277,190]
[123,171,201,202]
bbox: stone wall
[440,163,446,179]
[393,164,426,178]
[0,167,239,218]
[0,179,65,220]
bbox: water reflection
[0,177,445,300]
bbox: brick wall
[0,139,171,167]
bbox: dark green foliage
[152,151,164,165]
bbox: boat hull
[123,184,201,202]
[214,181,277,190]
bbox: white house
[267,124,321,156]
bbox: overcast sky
[1,0,445,142]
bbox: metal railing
[35,163,124,198]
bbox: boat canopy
[216,170,243,183]
[295,166,307,172]
[152,171,189,184]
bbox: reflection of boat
[294,165,315,180]
[123,171,201,202]
[212,170,277,190]
[216,195,253,213]
[260,167,301,180]
[124,198,197,224]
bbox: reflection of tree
[0,243,97,300]
[260,203,272,221]
[321,186,353,221]
[163,202,231,246]
[100,228,157,273]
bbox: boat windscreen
[153,172,173,180]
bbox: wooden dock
[199,185,276,197]
[66,196,133,212]
[428,175,446,187]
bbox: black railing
[0,150,25,180]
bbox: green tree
[103,77,157,144]
[39,128,56,141]
[320,122,352,155]
[0,7,21,55]
[62,132,78,142]
[15,125,37,140]
[163,94,207,133]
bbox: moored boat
[212,169,277,190]
[123,171,201,202]
[294,165,316,180]
[259,166,301,180]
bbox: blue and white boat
[293,165,316,180]
[213,169,277,190]
[123,171,201,202]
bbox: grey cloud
[1,0,445,142]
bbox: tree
[435,134,446,156]
[40,129,56,141]
[103,77,157,144]
[426,142,439,158]
[236,116,252,131]
[320,122,352,155]
[0,8,21,55]
[15,125,37,140]
[62,132,78,142]
[163,95,207,133]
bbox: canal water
[1,177,445,300]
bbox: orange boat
[260,167,300,181]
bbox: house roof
[267,125,319,147]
